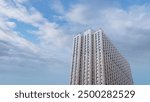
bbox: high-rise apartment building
[70,29,133,85]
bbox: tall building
[70,29,133,85]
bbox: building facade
[70,29,133,85]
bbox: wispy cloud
[0,0,70,84]
[50,0,65,14]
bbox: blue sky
[0,0,150,84]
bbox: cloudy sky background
[0,0,150,84]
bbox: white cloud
[0,25,39,55]
[13,0,28,4]
[0,0,70,54]
[37,22,69,47]
[50,0,65,14]
[6,21,16,28]
[0,0,46,27]
[0,13,38,54]
[65,4,90,25]
[101,5,150,44]
[0,0,70,74]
